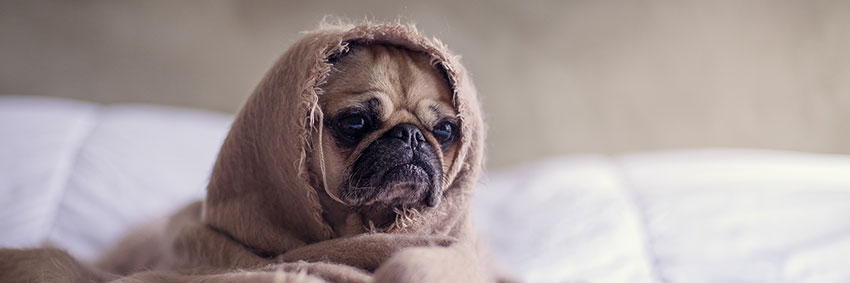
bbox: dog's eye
[432,121,456,146]
[337,114,370,139]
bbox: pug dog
[312,43,459,231]
[0,25,507,283]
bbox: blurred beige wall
[2,0,849,168]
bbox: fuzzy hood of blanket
[159,22,487,270]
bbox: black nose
[385,124,425,147]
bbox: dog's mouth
[360,163,431,205]
[336,127,446,228]
[383,163,431,185]
[392,163,428,175]
[340,160,440,228]
[346,160,437,205]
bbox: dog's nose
[386,124,425,147]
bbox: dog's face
[315,44,458,226]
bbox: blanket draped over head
[0,22,506,283]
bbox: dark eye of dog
[433,121,456,147]
[337,114,370,139]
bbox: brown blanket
[0,22,508,283]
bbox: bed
[2,95,849,282]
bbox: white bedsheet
[2,96,849,282]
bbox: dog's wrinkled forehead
[321,44,456,128]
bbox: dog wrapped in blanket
[0,22,511,283]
